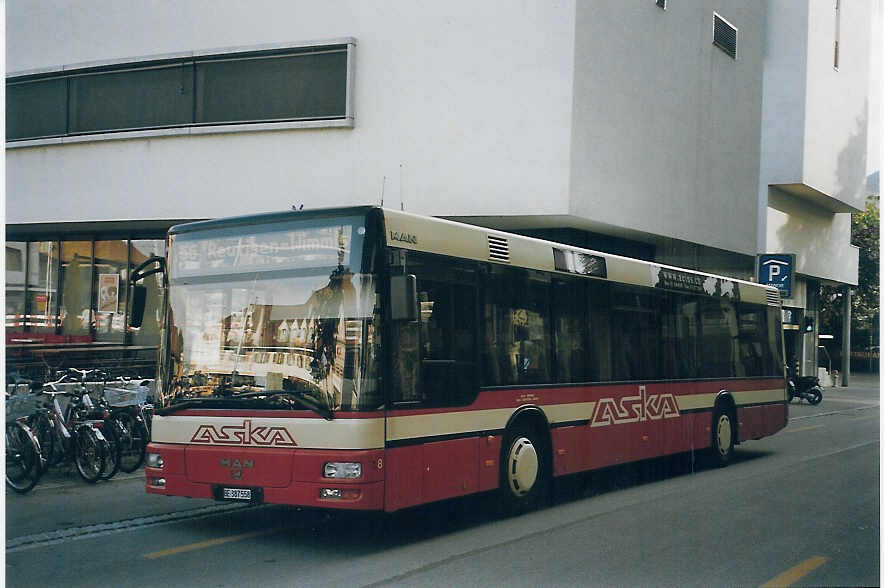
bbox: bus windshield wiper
[237,388,334,421]
[158,387,334,420]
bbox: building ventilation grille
[713,13,738,59]
[766,289,781,307]
[487,235,510,263]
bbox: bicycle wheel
[6,421,43,494]
[27,411,55,468]
[112,412,146,473]
[73,426,106,483]
[99,420,121,480]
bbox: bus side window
[699,298,738,378]
[610,285,661,381]
[391,252,478,408]
[766,306,785,376]
[587,282,612,382]
[483,267,551,386]
[391,319,421,403]
[661,293,699,380]
[552,277,587,384]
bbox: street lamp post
[841,287,852,387]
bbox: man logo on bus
[191,420,298,447]
[591,385,680,427]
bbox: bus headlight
[147,453,164,468]
[323,462,362,479]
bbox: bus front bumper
[145,443,385,511]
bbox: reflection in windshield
[164,221,380,412]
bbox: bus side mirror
[390,275,417,321]
[128,255,165,330]
[130,285,147,328]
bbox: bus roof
[381,208,780,307]
[168,205,780,307]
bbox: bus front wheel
[499,425,549,514]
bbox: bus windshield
[163,215,381,412]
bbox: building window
[6,41,354,142]
[713,13,738,59]
[69,64,194,135]
[6,243,27,334]
[93,241,129,342]
[834,0,841,69]
[6,237,166,347]
[26,242,60,333]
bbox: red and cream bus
[142,205,786,512]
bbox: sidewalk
[831,371,880,396]
[788,370,879,419]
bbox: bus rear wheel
[710,406,736,467]
[499,425,549,515]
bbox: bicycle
[100,375,152,473]
[6,392,44,493]
[28,371,111,483]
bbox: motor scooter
[787,375,823,405]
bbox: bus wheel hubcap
[507,437,538,496]
[717,416,732,456]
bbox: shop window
[6,242,26,331]
[26,241,60,332]
[93,241,129,342]
[59,241,94,337]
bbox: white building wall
[758,0,875,286]
[802,0,871,208]
[569,1,765,256]
[6,1,577,224]
[766,190,859,285]
[758,1,808,191]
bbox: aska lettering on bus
[590,385,680,428]
[190,420,298,447]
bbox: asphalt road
[5,374,880,587]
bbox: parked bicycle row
[5,368,154,494]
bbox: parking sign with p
[757,253,795,299]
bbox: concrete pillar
[841,287,852,386]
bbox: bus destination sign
[173,224,355,278]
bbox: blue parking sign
[758,254,795,298]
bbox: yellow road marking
[760,556,829,587]
[144,528,280,559]
[786,424,824,433]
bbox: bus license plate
[222,488,252,501]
